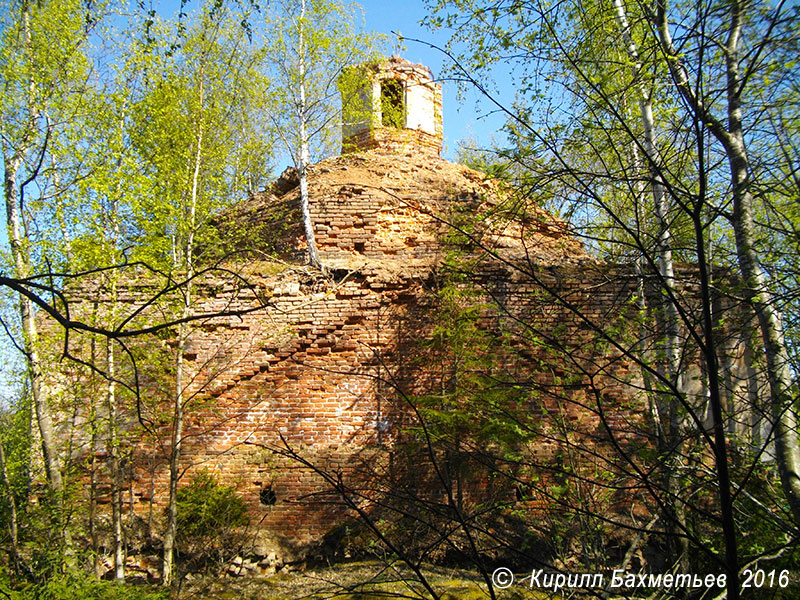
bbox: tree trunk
[298,0,321,269]
[163,71,204,586]
[652,0,800,593]
[611,0,688,568]
[728,143,800,527]
[88,334,100,576]
[161,331,185,586]
[653,10,800,511]
[720,6,800,525]
[4,159,63,498]
[107,337,125,580]
[2,0,63,503]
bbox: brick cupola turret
[341,56,443,156]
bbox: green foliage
[0,571,167,600]
[262,0,385,164]
[126,2,272,272]
[171,470,249,575]
[380,79,404,128]
[365,229,551,569]
[0,0,98,274]
[405,214,542,459]
[414,277,534,453]
[455,138,509,179]
[175,470,249,540]
[0,405,31,519]
[422,8,800,598]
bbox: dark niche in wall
[260,485,277,506]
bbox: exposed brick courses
[56,125,756,564]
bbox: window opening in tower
[381,79,404,128]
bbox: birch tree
[69,66,146,582]
[128,4,271,584]
[652,0,800,537]
[263,0,382,268]
[1,0,100,501]
[604,0,689,567]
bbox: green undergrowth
[0,571,167,600]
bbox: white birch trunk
[162,71,203,586]
[298,0,321,268]
[4,159,63,497]
[107,337,125,580]
[611,0,687,566]
[2,3,63,499]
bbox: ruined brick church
[67,57,759,568]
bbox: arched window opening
[381,79,404,128]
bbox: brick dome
[222,150,585,269]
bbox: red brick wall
[57,151,752,560]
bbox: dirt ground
[179,560,544,599]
